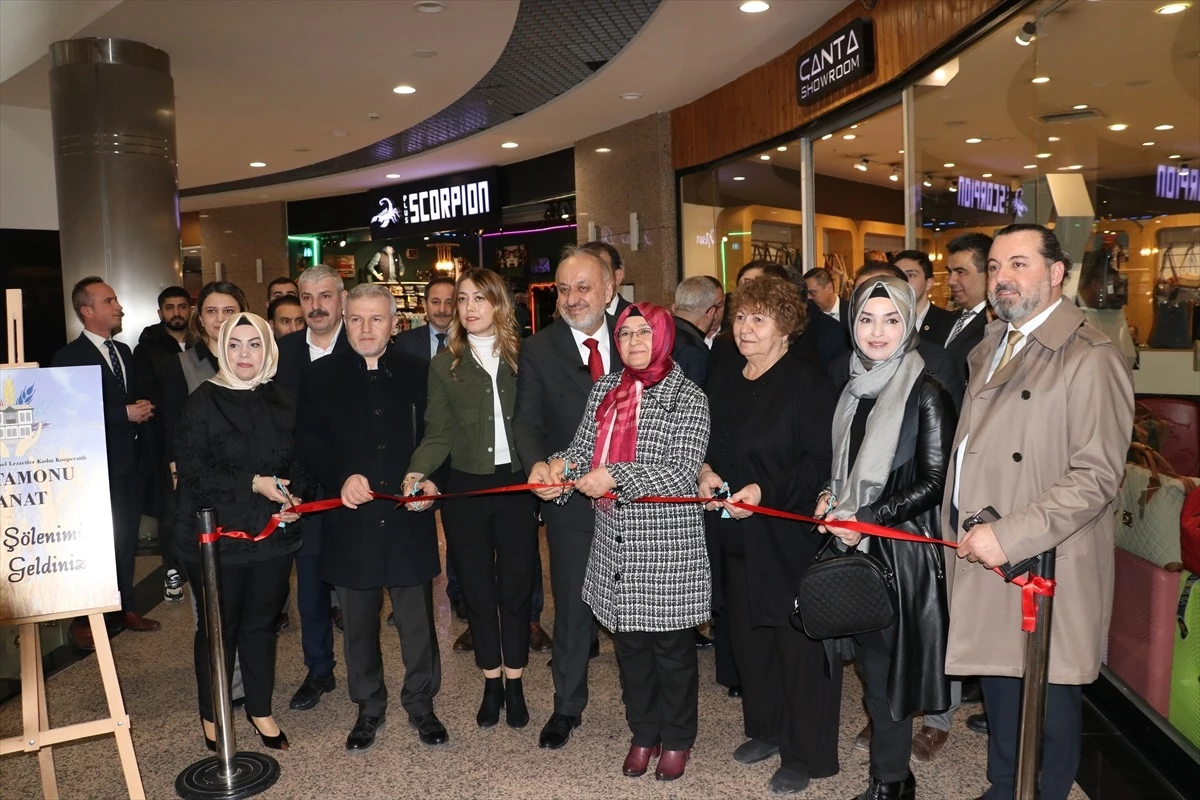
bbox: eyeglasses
[616,328,654,342]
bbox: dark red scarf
[591,303,675,468]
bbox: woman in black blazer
[699,276,841,796]
[174,313,310,752]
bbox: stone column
[575,112,678,307]
[49,38,180,344]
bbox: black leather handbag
[791,537,897,639]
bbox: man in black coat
[929,233,993,371]
[671,276,724,388]
[132,285,192,601]
[582,240,632,319]
[275,265,350,712]
[295,283,447,753]
[51,277,161,648]
[515,247,620,750]
[893,250,955,345]
[804,267,851,330]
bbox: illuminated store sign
[1156,164,1200,202]
[367,167,502,235]
[957,176,1027,217]
[795,18,875,106]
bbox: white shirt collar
[305,321,343,356]
[606,294,621,316]
[568,318,611,372]
[82,328,112,349]
[967,300,986,315]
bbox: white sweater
[468,332,511,466]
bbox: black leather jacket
[854,373,956,720]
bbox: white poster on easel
[0,364,119,624]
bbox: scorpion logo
[371,197,402,228]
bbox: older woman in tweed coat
[549,302,710,783]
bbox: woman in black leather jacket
[817,275,955,800]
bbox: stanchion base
[175,752,279,800]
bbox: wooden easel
[0,288,145,798]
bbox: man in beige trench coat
[944,224,1134,800]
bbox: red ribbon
[199,483,1055,631]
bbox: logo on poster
[795,18,876,106]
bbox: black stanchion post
[176,508,280,800]
[1014,548,1056,800]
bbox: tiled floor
[0,526,1168,799]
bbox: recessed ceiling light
[249,161,266,168]
[198,213,209,218]
[777,146,788,152]
[821,134,833,140]
[412,49,438,58]
[842,134,856,140]
[1047,136,1061,142]
[1031,76,1050,84]
[393,85,416,95]
[1060,164,1084,170]
[850,124,859,129]
[965,137,983,144]
[739,0,770,11]
[898,149,904,154]
[1169,154,1182,159]
[1036,153,1052,158]
[500,142,519,149]
[1108,123,1128,131]
[1024,164,1037,169]
[1155,3,1190,14]
[733,176,746,181]
[1154,124,1174,130]
[760,155,771,161]
[1142,141,1156,146]
[1073,104,1088,110]
[619,92,643,100]
[386,173,401,179]
[981,173,993,178]
[595,147,611,153]
[412,1,445,12]
[331,130,348,137]
[943,162,955,168]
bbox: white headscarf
[208,313,279,390]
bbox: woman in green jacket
[405,268,539,731]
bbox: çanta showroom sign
[367,167,502,236]
[795,17,876,106]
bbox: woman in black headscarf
[818,275,956,800]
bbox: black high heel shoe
[477,676,504,728]
[245,710,290,750]
[505,676,529,729]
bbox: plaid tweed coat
[551,364,711,633]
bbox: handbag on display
[1115,444,1198,569]
[792,536,897,639]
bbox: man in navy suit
[515,247,621,750]
[930,233,993,372]
[894,250,955,345]
[51,277,161,649]
[393,276,455,361]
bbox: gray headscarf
[829,276,926,523]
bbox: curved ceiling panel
[181,0,661,198]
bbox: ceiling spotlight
[1036,153,1052,158]
[1154,124,1174,130]
[1169,154,1182,159]
[385,173,401,179]
[1155,3,1190,14]
[1181,163,1192,177]
[739,0,770,11]
[843,134,857,140]
[249,161,266,168]
[851,124,859,129]
[198,213,209,218]
[1143,141,1156,146]
[981,173,993,178]
[1031,76,1051,84]
[777,146,788,151]
[1073,104,1088,110]
[923,174,933,187]
[898,149,905,154]
[339,240,347,247]
[1024,164,1037,169]
[733,176,746,181]
[821,134,833,140]
[943,162,955,168]
[501,141,519,149]
[1015,21,1037,46]
[948,179,958,193]
[854,158,869,172]
[965,137,983,144]
[889,168,901,182]
[619,92,643,100]
[1047,136,1061,142]
[392,85,416,94]
[412,1,445,12]
[1060,164,1084,170]
[595,147,611,153]
[1108,123,1128,131]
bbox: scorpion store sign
[367,167,502,237]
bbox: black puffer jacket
[173,381,312,564]
[852,373,956,720]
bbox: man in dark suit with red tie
[52,277,160,649]
[514,246,620,750]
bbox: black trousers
[613,629,699,750]
[110,469,144,611]
[547,523,595,717]
[295,552,335,678]
[183,554,292,721]
[725,553,842,778]
[158,472,181,575]
[706,527,741,689]
[981,677,1082,800]
[337,582,440,719]
[858,637,913,782]
[440,467,539,671]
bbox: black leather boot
[477,677,504,728]
[855,772,916,800]
[504,677,529,729]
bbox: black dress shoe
[452,599,469,621]
[589,637,600,659]
[966,712,989,735]
[477,677,504,728]
[538,713,581,749]
[289,672,335,711]
[346,714,385,753]
[852,771,915,800]
[410,712,449,746]
[272,613,289,635]
[727,685,743,699]
[694,627,714,648]
[505,677,529,729]
[961,677,983,704]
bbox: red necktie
[583,338,604,382]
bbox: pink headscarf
[591,303,676,468]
